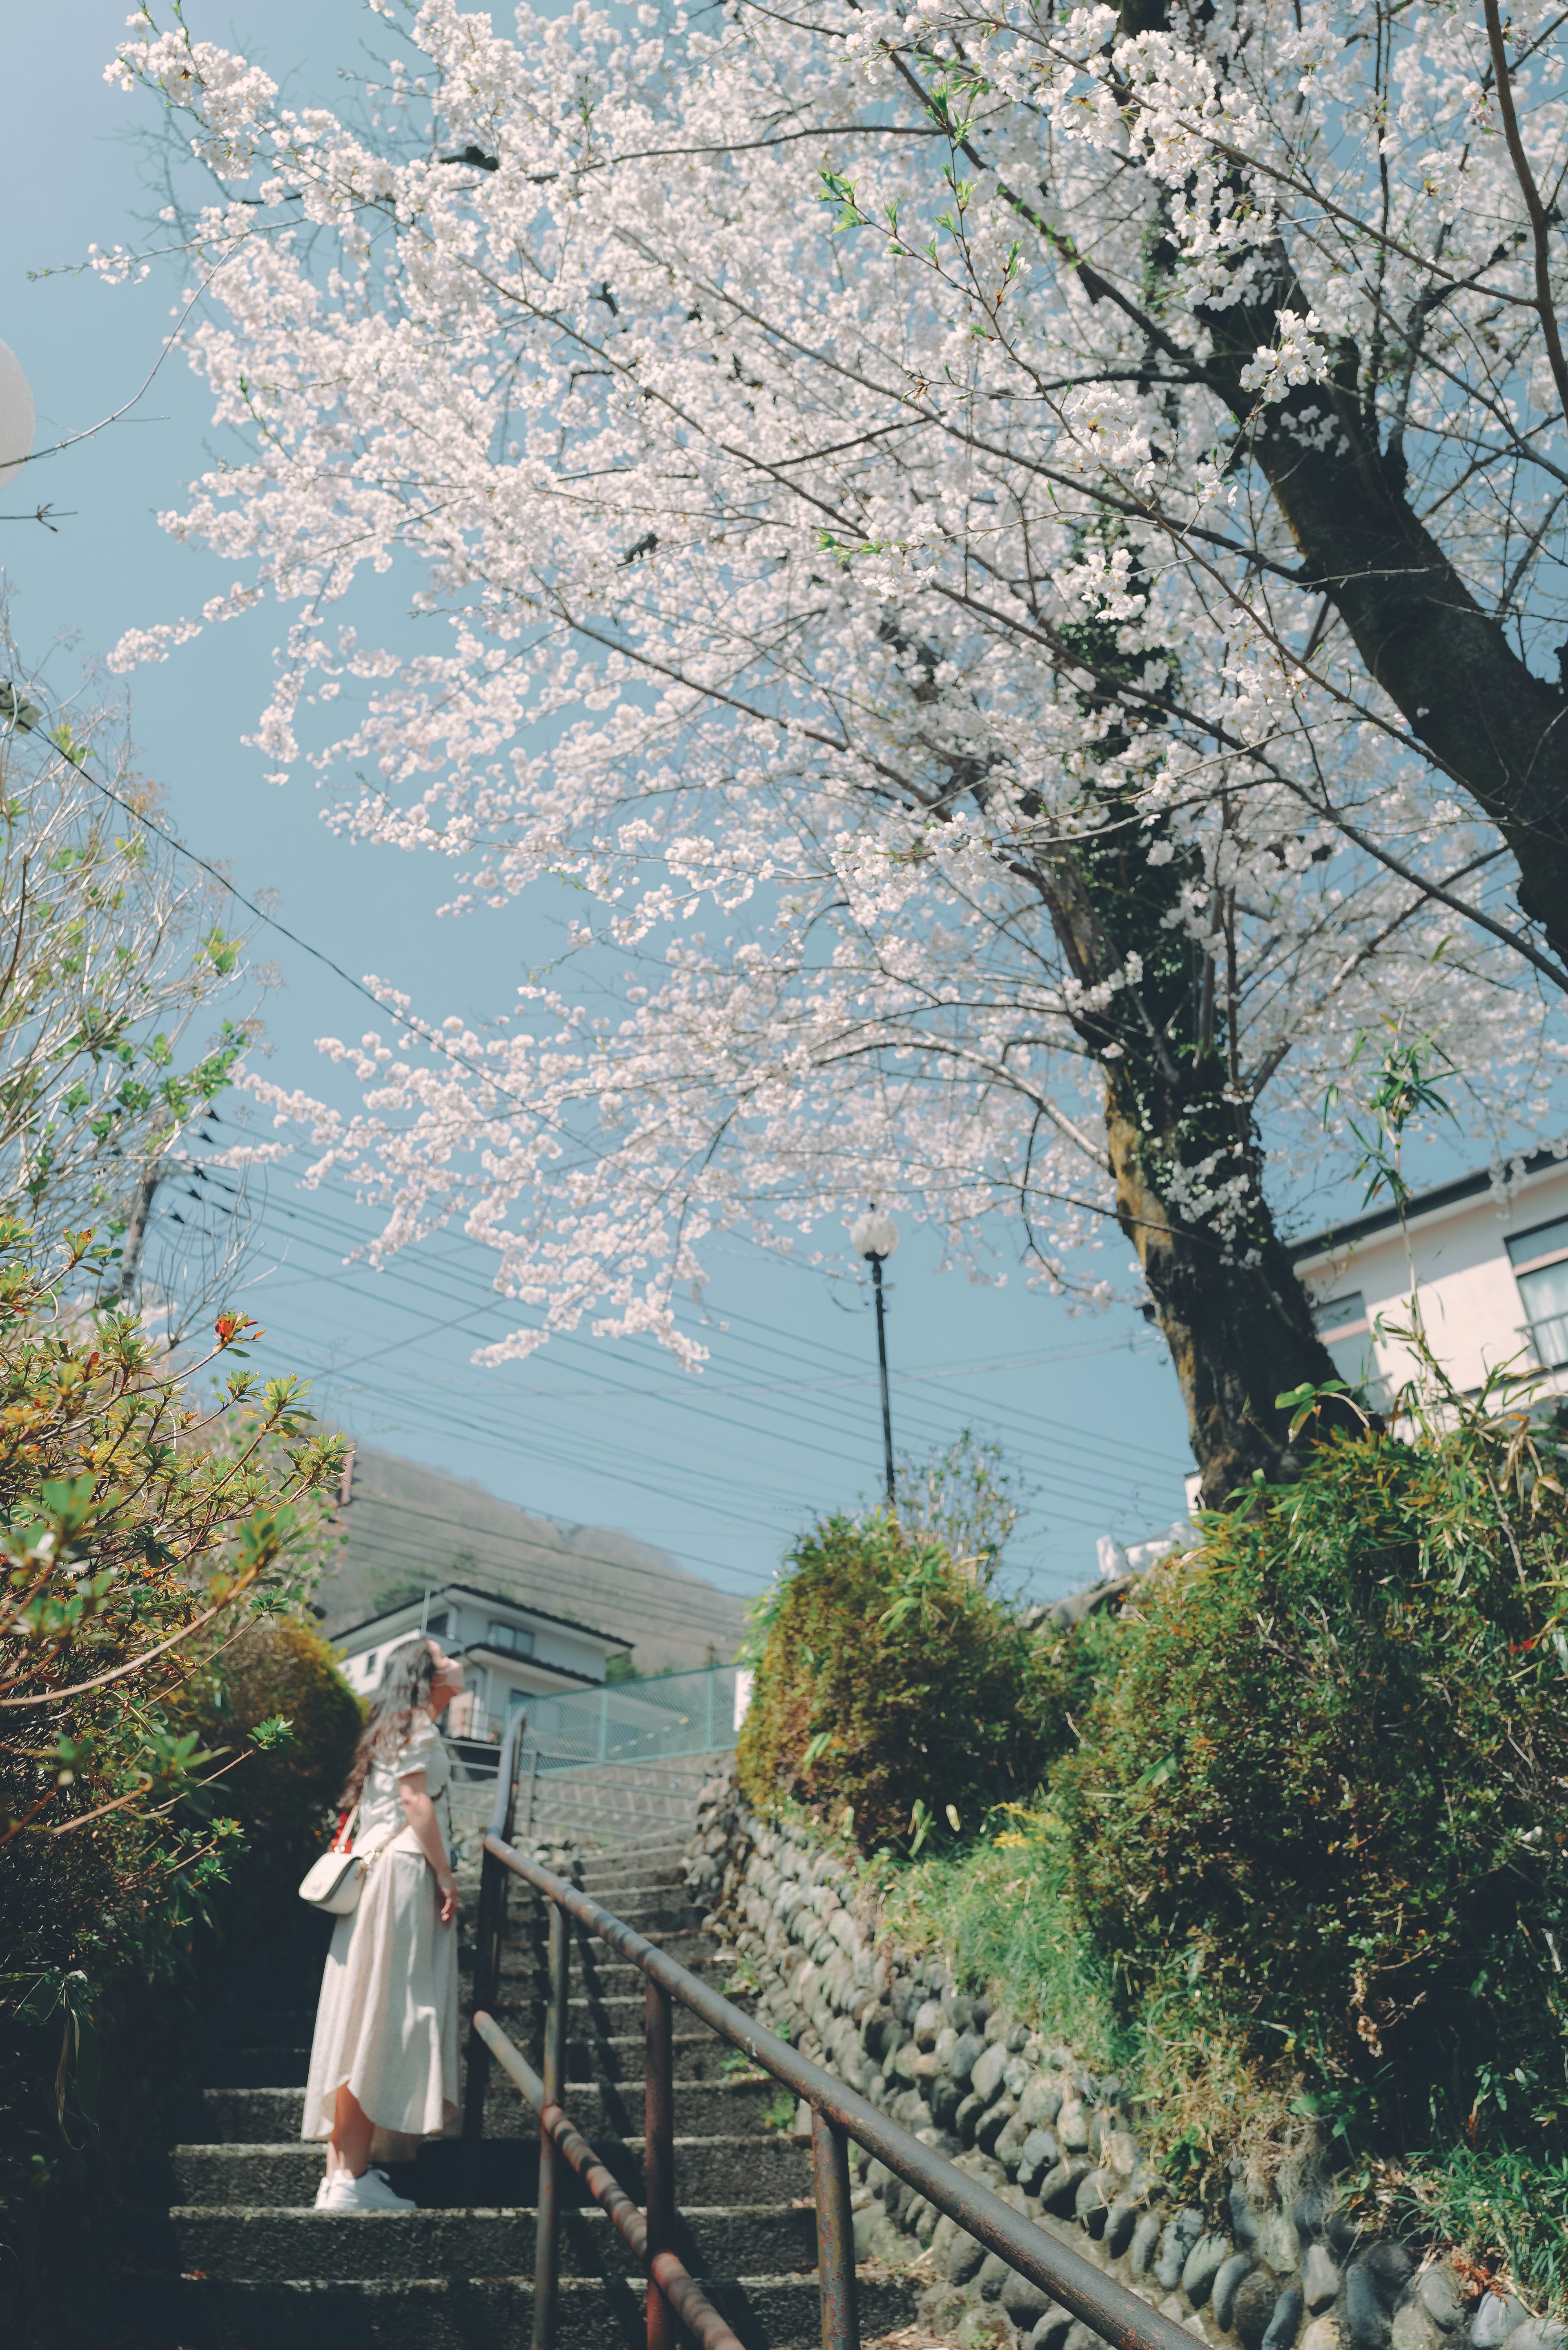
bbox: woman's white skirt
[303,1840,459,2146]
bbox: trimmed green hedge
[737,1511,1087,1854]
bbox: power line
[193,1166,1182,1553]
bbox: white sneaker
[313,2171,332,2209]
[356,2168,417,2212]
[322,2167,416,2213]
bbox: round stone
[1183,2232,1234,2307]
[1472,2303,1527,2350]
[1264,2282,1306,2350]
[1303,2245,1341,2314]
[1215,2252,1258,2332]
[1235,2268,1285,2350]
[1002,2270,1054,2327]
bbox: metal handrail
[465,1726,1198,2350]
[473,2009,745,2350]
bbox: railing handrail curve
[487,1703,531,1844]
[484,1830,1196,2350]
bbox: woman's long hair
[341,1637,437,1808]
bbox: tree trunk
[1099,0,1568,968]
[1103,1072,1342,1506]
[1200,279,1568,971]
[1034,800,1346,1505]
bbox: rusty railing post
[811,2103,860,2350]
[467,1710,526,2141]
[463,1839,503,2138]
[645,1973,678,2349]
[533,1899,569,2350]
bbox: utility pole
[102,1159,163,1308]
[849,1204,900,1509]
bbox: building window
[1508,1221,1568,1367]
[1311,1291,1384,1400]
[487,1620,536,1658]
[364,1651,378,1679]
[425,1611,449,1638]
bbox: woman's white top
[353,1716,452,1859]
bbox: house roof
[313,1442,746,1674]
[1290,1146,1568,1266]
[332,1579,630,1653]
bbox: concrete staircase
[140,1834,920,2346]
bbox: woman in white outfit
[303,1635,465,2211]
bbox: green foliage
[1393,2145,1568,2312]
[181,1615,361,1861]
[736,1508,1084,1853]
[891,1428,1029,1576]
[0,620,262,1260]
[874,1784,1125,2073]
[1056,1400,1568,2144]
[0,1226,348,2001]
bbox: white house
[1292,1145,1568,1409]
[1092,1148,1568,1589]
[335,1582,631,1743]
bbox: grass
[867,1803,1568,2310]
[1387,2147,1568,2313]
[871,1799,1125,2074]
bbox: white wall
[1296,1164,1568,1405]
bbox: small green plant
[761,2088,800,2134]
[718,2047,766,2081]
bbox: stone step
[207,2034,760,2090]
[199,2077,788,2145]
[169,2134,813,2211]
[476,1991,751,2037]
[169,2200,817,2281]
[496,1928,719,1979]
[575,1849,691,1880]
[509,1894,708,1934]
[133,2268,919,2349]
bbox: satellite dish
[0,341,36,476]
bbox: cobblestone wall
[682,1769,1560,2350]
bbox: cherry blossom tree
[100,0,1568,1494]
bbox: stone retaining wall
[682,1769,1559,2350]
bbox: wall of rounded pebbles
[683,1770,1561,2350]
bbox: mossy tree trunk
[1030,823,1343,1507]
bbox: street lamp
[849,1203,900,1507]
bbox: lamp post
[849,1204,900,1508]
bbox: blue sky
[2,0,1466,1610]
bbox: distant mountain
[314,1442,746,1675]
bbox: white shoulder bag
[298,1807,397,1915]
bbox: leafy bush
[0,615,259,1268]
[737,1509,1085,1853]
[185,1616,362,1862]
[0,1226,347,2347]
[1056,1402,1568,2142]
[0,1229,347,1993]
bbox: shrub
[185,1616,362,1863]
[0,1229,346,1991]
[1056,1406,1568,2143]
[0,1227,346,2348]
[737,1509,1085,1853]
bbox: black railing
[465,1712,1196,2350]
